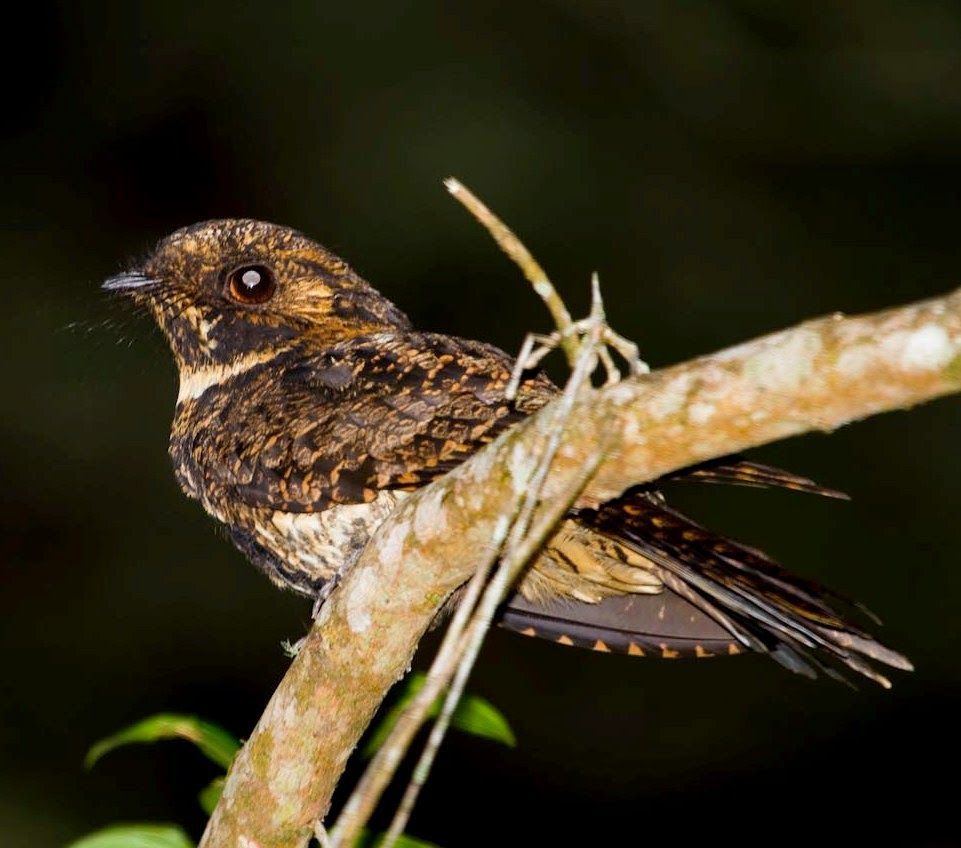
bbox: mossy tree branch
[199,285,961,848]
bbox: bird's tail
[498,461,912,687]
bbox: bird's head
[104,219,412,372]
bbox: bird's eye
[226,264,276,304]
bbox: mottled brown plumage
[105,219,912,686]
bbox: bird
[104,218,912,687]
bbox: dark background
[4,2,960,845]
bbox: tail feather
[499,587,746,659]
[578,494,911,687]
[497,458,911,687]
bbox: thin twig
[336,330,606,848]
[336,184,596,847]
[445,177,579,367]
[340,191,629,847]
[382,315,613,846]
[328,538,497,848]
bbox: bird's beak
[102,272,161,293]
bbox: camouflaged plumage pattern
[106,218,912,686]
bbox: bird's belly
[244,491,408,597]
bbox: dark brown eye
[226,264,276,304]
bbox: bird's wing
[202,332,555,512]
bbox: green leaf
[65,823,194,848]
[362,672,516,757]
[198,776,225,814]
[85,714,241,770]
[448,692,516,748]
